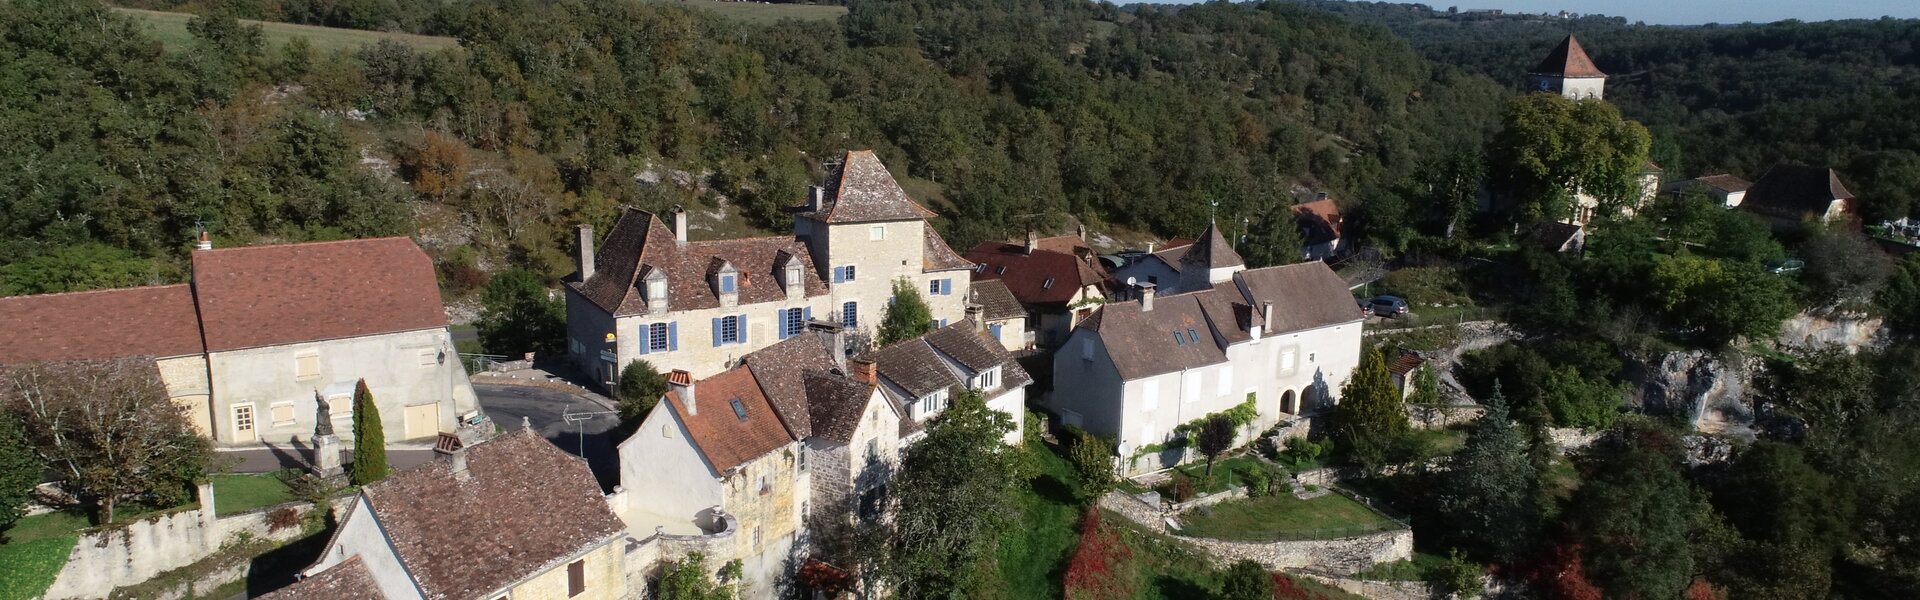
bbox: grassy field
[1351,551,1449,582]
[211,473,296,515]
[0,511,89,600]
[649,0,846,25]
[112,7,459,53]
[1175,491,1405,542]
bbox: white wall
[308,497,426,600]
[617,405,724,534]
[206,328,477,446]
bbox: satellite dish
[1127,276,1137,286]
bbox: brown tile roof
[358,429,625,600]
[0,285,204,363]
[1233,262,1365,335]
[1531,35,1606,78]
[1180,221,1245,271]
[257,556,382,600]
[1694,174,1754,193]
[922,323,1005,373]
[666,365,795,473]
[868,337,954,398]
[968,279,1025,321]
[1034,235,1090,257]
[190,238,446,352]
[870,321,1032,403]
[1741,164,1856,221]
[1523,222,1584,252]
[1291,199,1344,247]
[1196,281,1260,346]
[1388,354,1427,377]
[1081,292,1229,381]
[802,370,877,445]
[800,151,938,224]
[923,226,973,272]
[573,208,830,316]
[741,333,842,440]
[963,243,1093,307]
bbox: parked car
[1766,259,1805,274]
[1365,295,1409,318]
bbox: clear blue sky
[1144,1,1920,26]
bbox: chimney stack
[434,433,468,479]
[966,304,986,332]
[1317,192,1329,202]
[1137,282,1156,312]
[668,369,695,415]
[1146,241,1156,254]
[672,206,688,243]
[1025,230,1037,255]
[849,358,876,386]
[576,224,595,281]
[196,229,212,251]
[1077,224,1087,241]
[808,186,825,211]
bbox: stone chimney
[668,369,695,415]
[576,224,595,281]
[966,304,986,332]
[849,358,876,386]
[1146,241,1156,254]
[434,433,468,480]
[196,228,213,251]
[1137,282,1156,312]
[672,205,689,243]
[1025,230,1037,255]
[808,185,825,212]
[1077,223,1087,241]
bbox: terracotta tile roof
[1531,35,1606,78]
[1180,221,1245,271]
[1741,164,1856,221]
[963,243,1093,307]
[868,337,955,398]
[1080,292,1229,381]
[666,365,795,473]
[800,151,938,224]
[573,208,830,316]
[1034,235,1090,257]
[358,429,625,600]
[968,279,1025,321]
[0,285,204,363]
[1290,199,1344,247]
[1388,354,1427,377]
[803,370,877,445]
[741,333,841,440]
[1233,262,1366,335]
[1694,174,1754,193]
[257,556,381,600]
[190,238,446,352]
[923,226,973,272]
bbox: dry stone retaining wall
[1302,574,1437,600]
[1097,490,1413,576]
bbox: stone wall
[1100,491,1168,534]
[1547,427,1600,454]
[1302,574,1437,600]
[1177,529,1414,575]
[1410,404,1485,430]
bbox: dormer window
[914,388,950,420]
[785,264,802,290]
[642,267,668,311]
[720,274,737,294]
[713,260,739,304]
[971,366,1001,391]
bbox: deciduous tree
[1197,414,1236,478]
[878,277,933,347]
[478,268,566,356]
[616,359,668,429]
[1067,429,1116,503]
[888,388,1021,598]
[1490,93,1652,223]
[0,411,43,539]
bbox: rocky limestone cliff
[1777,312,1888,353]
[1626,350,1757,436]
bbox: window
[1280,350,1297,371]
[719,274,737,294]
[270,402,296,427]
[798,445,808,471]
[294,352,320,380]
[417,348,437,367]
[662,424,673,438]
[974,264,986,274]
[870,225,886,240]
[841,302,858,327]
[1218,365,1233,396]
[569,338,584,356]
[729,397,749,421]
[916,389,949,420]
[929,279,941,295]
[996,266,1007,275]
[567,559,585,597]
[713,315,743,346]
[1147,275,1158,285]
[234,404,255,434]
[1042,278,1055,289]
[1173,332,1185,346]
[328,394,351,419]
[1183,372,1201,404]
[1187,328,1200,344]
[832,265,857,283]
[759,475,771,495]
[647,279,667,306]
[647,323,669,353]
[973,367,1000,390]
[754,526,763,548]
[867,438,879,460]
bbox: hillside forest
[8,0,1920,598]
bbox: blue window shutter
[712,318,723,346]
[804,306,813,322]
[668,322,678,351]
[639,325,651,355]
[941,279,952,295]
[990,324,1003,339]
[777,309,791,340]
[832,267,844,283]
[739,315,748,345]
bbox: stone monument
[311,392,344,476]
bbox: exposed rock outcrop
[1777,312,1887,353]
[1626,350,1757,436]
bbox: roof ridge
[195,236,416,253]
[0,283,190,301]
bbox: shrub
[1382,266,1471,306]
[1169,472,1196,502]
[267,507,300,532]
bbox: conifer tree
[1333,348,1410,468]
[878,277,934,346]
[1434,389,1539,562]
[350,379,389,485]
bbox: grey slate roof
[969,279,1025,321]
[1085,261,1360,381]
[800,151,938,224]
[356,429,625,600]
[803,371,877,445]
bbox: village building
[867,320,1033,446]
[1049,260,1364,476]
[963,232,1109,349]
[1527,34,1607,100]
[967,279,1029,351]
[1291,196,1347,261]
[566,150,974,383]
[1108,222,1246,298]
[1667,173,1754,208]
[285,429,629,600]
[0,237,479,447]
[1739,164,1857,227]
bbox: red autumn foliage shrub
[1685,578,1721,600]
[267,507,300,532]
[795,559,851,596]
[1270,572,1334,600]
[1064,511,1137,600]
[1525,543,1605,600]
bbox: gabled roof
[868,337,954,399]
[923,226,973,272]
[741,332,842,440]
[803,371,878,445]
[1290,199,1344,247]
[1694,174,1754,193]
[800,151,938,224]
[190,238,447,352]
[1180,221,1245,271]
[1530,35,1606,78]
[1388,354,1427,377]
[1741,164,1856,220]
[1084,261,1358,381]
[356,429,625,600]
[870,321,1032,401]
[572,208,830,316]
[666,364,794,473]
[0,285,204,363]
[257,556,382,600]
[1523,222,1585,253]
[1079,292,1228,381]
[969,279,1025,321]
[963,242,1093,307]
[1233,262,1365,335]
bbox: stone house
[1108,222,1246,299]
[963,233,1109,349]
[1049,261,1364,476]
[1667,173,1754,208]
[1740,164,1858,228]
[866,320,1034,446]
[286,429,629,600]
[1527,35,1607,100]
[566,150,974,383]
[967,279,1029,351]
[1291,197,1346,261]
[0,237,479,447]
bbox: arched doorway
[1302,386,1323,414]
[1281,389,1298,415]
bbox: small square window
[270,403,296,427]
[294,352,320,380]
[870,225,886,240]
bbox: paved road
[473,383,623,489]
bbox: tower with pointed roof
[1527,35,1607,100]
[1178,220,1246,293]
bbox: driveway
[473,383,624,490]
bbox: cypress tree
[1334,348,1410,467]
[350,379,389,485]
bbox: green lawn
[1175,491,1405,542]
[211,473,296,515]
[1158,455,1271,498]
[113,7,460,53]
[1350,551,1449,582]
[648,0,847,25]
[0,511,89,600]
